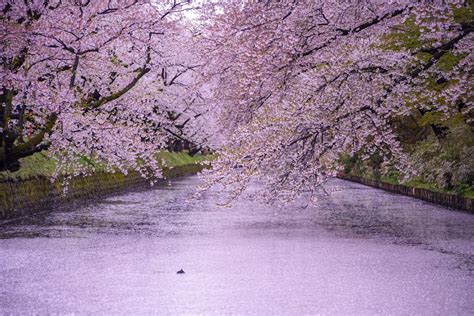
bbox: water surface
[1,177,473,315]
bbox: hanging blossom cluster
[197,0,473,203]
[1,0,208,180]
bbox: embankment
[338,174,473,214]
[0,163,204,221]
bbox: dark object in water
[177,269,185,274]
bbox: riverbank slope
[0,151,209,220]
[338,174,473,213]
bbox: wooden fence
[337,174,473,214]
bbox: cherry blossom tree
[2,0,472,201]
[197,1,473,203]
[1,0,208,178]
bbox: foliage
[196,0,473,203]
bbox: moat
[1,176,473,314]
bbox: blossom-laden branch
[197,0,473,204]
[1,0,211,176]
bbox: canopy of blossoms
[2,0,472,202]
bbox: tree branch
[87,55,151,109]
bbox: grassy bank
[347,172,474,200]
[338,173,473,213]
[0,150,211,181]
[378,175,474,199]
[0,150,212,220]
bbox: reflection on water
[0,177,473,315]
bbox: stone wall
[338,174,473,214]
[0,164,204,220]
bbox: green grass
[0,150,213,181]
[404,178,444,193]
[156,150,212,168]
[355,171,473,199]
[1,151,56,180]
[464,191,474,199]
[407,180,474,199]
[380,175,400,185]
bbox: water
[1,176,473,315]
